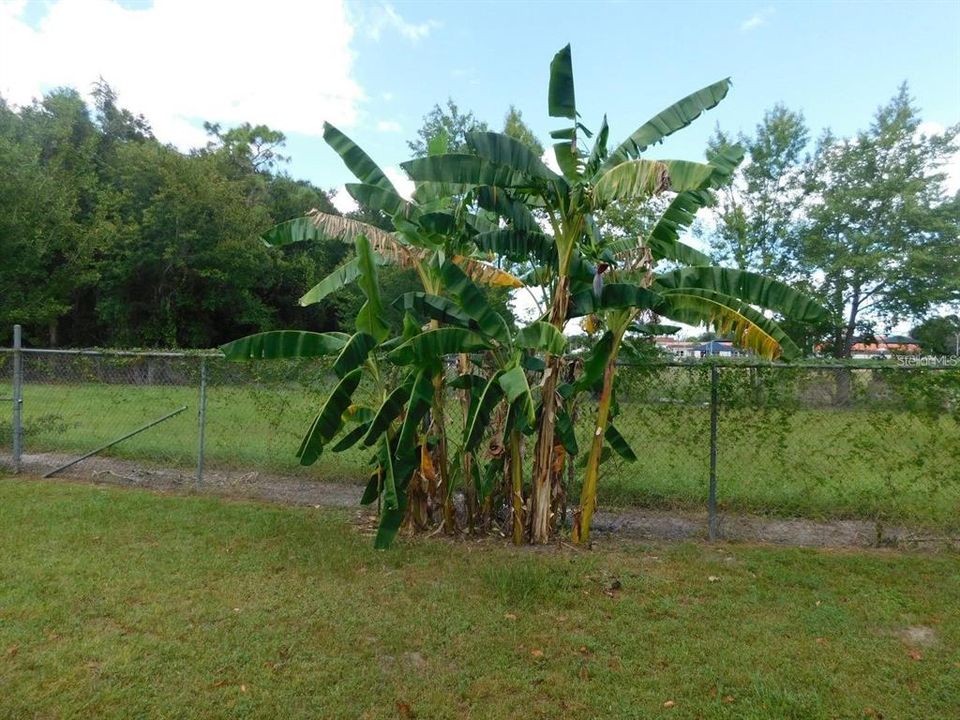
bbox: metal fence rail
[3,324,959,536]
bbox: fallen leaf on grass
[722,695,735,704]
[504,613,517,621]
[907,649,922,661]
[663,700,675,708]
[708,576,720,582]
[396,700,414,719]
[530,649,544,658]
[6,645,18,657]
[240,684,247,693]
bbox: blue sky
[2,0,959,199]
[306,0,960,194]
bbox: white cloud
[541,146,561,174]
[0,0,364,149]
[740,7,774,32]
[363,2,440,43]
[384,166,415,201]
[331,188,359,214]
[376,120,402,133]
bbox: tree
[0,89,103,346]
[911,314,960,355]
[502,105,544,156]
[407,99,489,157]
[708,105,809,275]
[802,86,960,357]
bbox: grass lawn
[1,478,957,719]
[9,379,960,528]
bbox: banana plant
[565,146,830,542]
[260,123,527,533]
[402,44,734,542]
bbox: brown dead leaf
[907,649,922,661]
[240,684,247,693]
[551,444,566,474]
[863,708,883,718]
[663,700,675,708]
[6,645,18,658]
[504,613,517,621]
[396,700,414,719]
[722,695,735,704]
[530,649,544,658]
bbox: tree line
[1,81,957,354]
[706,87,960,357]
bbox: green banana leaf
[601,78,732,173]
[498,364,535,426]
[466,131,561,183]
[655,266,829,323]
[354,234,390,343]
[641,143,744,264]
[548,44,577,120]
[333,332,377,379]
[555,409,579,456]
[296,368,362,466]
[439,261,512,345]
[345,183,417,219]
[475,186,538,232]
[396,368,435,452]
[220,330,348,360]
[655,289,801,360]
[592,159,715,207]
[401,155,537,191]
[464,371,505,452]
[472,228,555,262]
[394,292,475,329]
[300,254,388,307]
[568,283,661,318]
[363,378,414,446]
[516,321,567,354]
[605,424,638,461]
[330,422,370,452]
[387,327,492,366]
[323,122,396,192]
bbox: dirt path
[3,452,956,551]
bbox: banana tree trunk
[432,374,456,534]
[530,274,571,543]
[458,353,477,533]
[509,429,524,545]
[572,343,621,544]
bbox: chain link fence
[3,327,959,533]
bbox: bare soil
[2,452,957,551]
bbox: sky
[2,0,959,213]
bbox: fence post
[11,325,23,474]
[196,356,207,485]
[708,363,719,540]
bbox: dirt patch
[898,626,938,647]
[2,452,957,551]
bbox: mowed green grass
[8,380,960,528]
[0,479,957,719]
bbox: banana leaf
[297,368,362,466]
[220,330,348,360]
